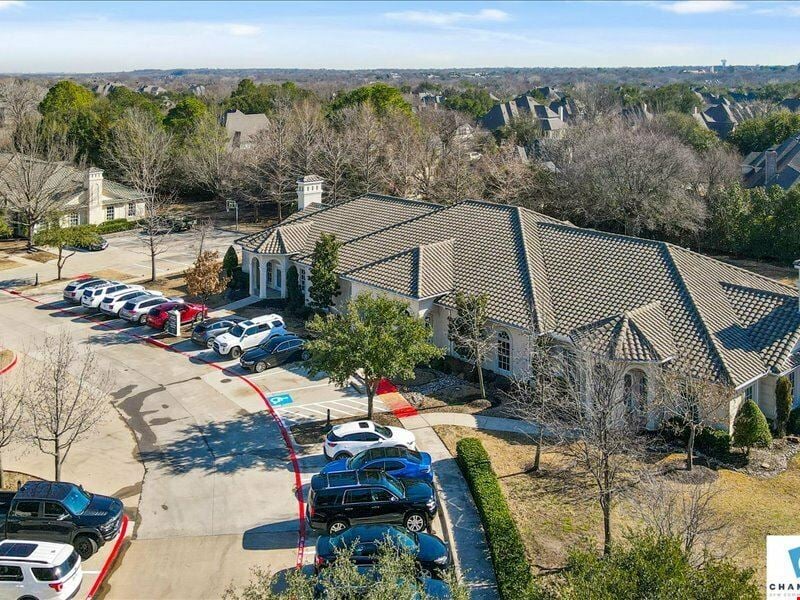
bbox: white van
[81,282,144,309]
[0,540,82,600]
[213,314,287,358]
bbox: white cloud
[385,8,510,26]
[217,23,261,37]
[658,1,743,14]
[0,1,25,10]
[752,4,800,16]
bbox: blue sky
[0,1,799,73]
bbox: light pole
[226,199,239,232]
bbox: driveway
[0,228,242,287]
[0,288,305,599]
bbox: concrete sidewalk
[379,394,500,599]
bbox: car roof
[268,334,299,343]
[332,524,408,544]
[203,315,245,325]
[16,481,78,502]
[239,314,283,327]
[0,541,73,566]
[331,420,378,436]
[311,469,388,491]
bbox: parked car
[62,278,107,303]
[146,302,207,331]
[100,290,163,317]
[314,566,452,599]
[138,216,196,235]
[0,540,83,600]
[315,525,450,576]
[190,315,246,349]
[80,283,144,309]
[321,446,433,483]
[212,314,287,359]
[323,420,417,461]
[119,295,181,324]
[239,334,308,373]
[0,481,124,560]
[307,469,437,534]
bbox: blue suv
[320,446,433,483]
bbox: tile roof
[240,195,800,387]
[742,134,800,190]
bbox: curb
[85,515,130,600]
[0,352,17,376]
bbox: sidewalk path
[381,393,500,599]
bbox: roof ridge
[664,244,735,386]
[514,206,540,333]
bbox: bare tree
[23,331,110,481]
[544,119,704,238]
[316,117,351,203]
[0,116,79,249]
[654,366,734,471]
[106,107,174,282]
[381,110,422,198]
[0,369,24,489]
[245,101,296,221]
[290,98,323,179]
[181,112,240,202]
[631,476,729,562]
[480,144,541,206]
[447,292,494,400]
[504,331,563,472]
[545,344,646,555]
[0,78,45,127]
[342,105,384,196]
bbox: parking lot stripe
[1,289,308,570]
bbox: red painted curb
[1,289,307,569]
[0,353,17,376]
[85,514,129,600]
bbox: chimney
[764,150,778,185]
[84,167,104,223]
[296,175,323,211]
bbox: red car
[145,301,207,330]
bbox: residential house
[90,81,128,96]
[222,109,269,150]
[136,84,168,96]
[741,134,800,191]
[0,155,145,231]
[480,94,566,137]
[238,177,800,431]
[620,102,653,124]
[692,96,755,139]
[189,84,207,97]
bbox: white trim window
[68,213,79,226]
[105,206,115,221]
[744,384,755,402]
[299,268,306,294]
[497,330,511,372]
[127,202,136,217]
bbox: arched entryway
[251,257,261,296]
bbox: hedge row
[94,219,138,234]
[455,437,533,600]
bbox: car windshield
[62,486,91,514]
[348,453,369,469]
[229,325,244,337]
[262,337,284,352]
[375,425,393,438]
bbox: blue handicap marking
[269,394,293,407]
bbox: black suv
[307,470,437,535]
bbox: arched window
[497,330,511,372]
[625,369,647,413]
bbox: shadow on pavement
[138,411,290,475]
[242,522,311,551]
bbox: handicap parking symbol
[269,394,293,407]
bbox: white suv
[0,540,83,600]
[100,290,163,317]
[62,278,109,302]
[323,420,417,461]
[119,295,181,324]
[81,283,144,309]
[213,314,287,358]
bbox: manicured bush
[229,266,249,291]
[286,265,305,314]
[775,376,793,438]
[222,245,238,277]
[787,407,800,436]
[456,437,533,600]
[732,400,772,455]
[95,218,137,234]
[695,427,731,459]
